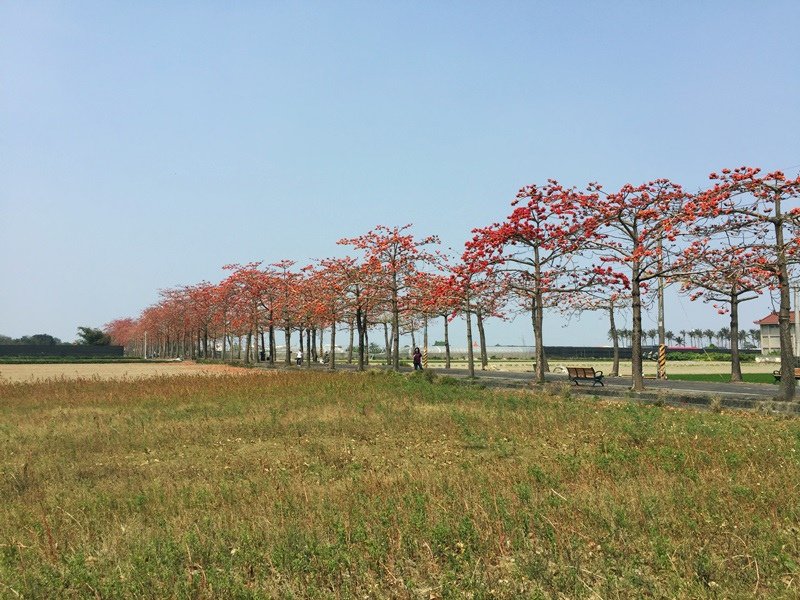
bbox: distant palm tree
[679,330,687,346]
[718,327,730,346]
[666,331,675,346]
[675,335,685,346]
[646,329,658,346]
[703,329,715,347]
[692,329,704,346]
[749,328,761,348]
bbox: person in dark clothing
[413,347,423,370]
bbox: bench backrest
[567,367,596,378]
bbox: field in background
[1,371,798,598]
[0,361,254,383]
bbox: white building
[755,311,796,354]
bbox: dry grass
[0,361,255,383]
[1,371,798,598]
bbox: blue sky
[2,2,799,345]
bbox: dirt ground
[0,361,254,384]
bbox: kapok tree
[688,167,800,399]
[334,257,375,370]
[270,260,301,366]
[316,257,356,370]
[585,179,690,391]
[104,317,139,353]
[417,271,461,369]
[408,269,461,369]
[222,263,269,364]
[673,240,771,382]
[438,260,488,378]
[467,181,601,384]
[465,268,510,370]
[338,225,440,372]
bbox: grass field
[2,371,799,598]
[667,373,778,384]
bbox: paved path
[260,362,800,414]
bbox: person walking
[296,349,303,366]
[413,347,422,370]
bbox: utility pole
[657,235,667,379]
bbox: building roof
[755,311,797,325]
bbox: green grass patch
[1,371,798,597]
[668,372,777,384]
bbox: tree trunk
[384,322,391,366]
[362,311,369,366]
[476,307,488,370]
[630,272,645,391]
[729,293,743,382]
[532,296,547,383]
[348,318,355,364]
[609,304,620,377]
[391,274,400,371]
[284,327,291,366]
[269,324,275,364]
[245,331,252,364]
[253,325,259,365]
[775,215,796,400]
[329,319,337,370]
[356,309,365,371]
[443,315,451,369]
[465,298,475,379]
[260,331,266,362]
[306,328,312,368]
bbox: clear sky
[2,1,799,346]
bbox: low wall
[0,345,124,358]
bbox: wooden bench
[567,367,604,387]
[772,368,800,382]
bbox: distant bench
[772,368,800,382]
[567,367,604,387]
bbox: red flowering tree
[418,272,461,369]
[315,257,357,370]
[222,263,270,363]
[438,261,486,378]
[468,181,603,383]
[674,241,771,381]
[104,317,139,354]
[338,225,439,371]
[688,167,800,399]
[270,260,301,366]
[585,179,689,391]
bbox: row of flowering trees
[106,167,800,399]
